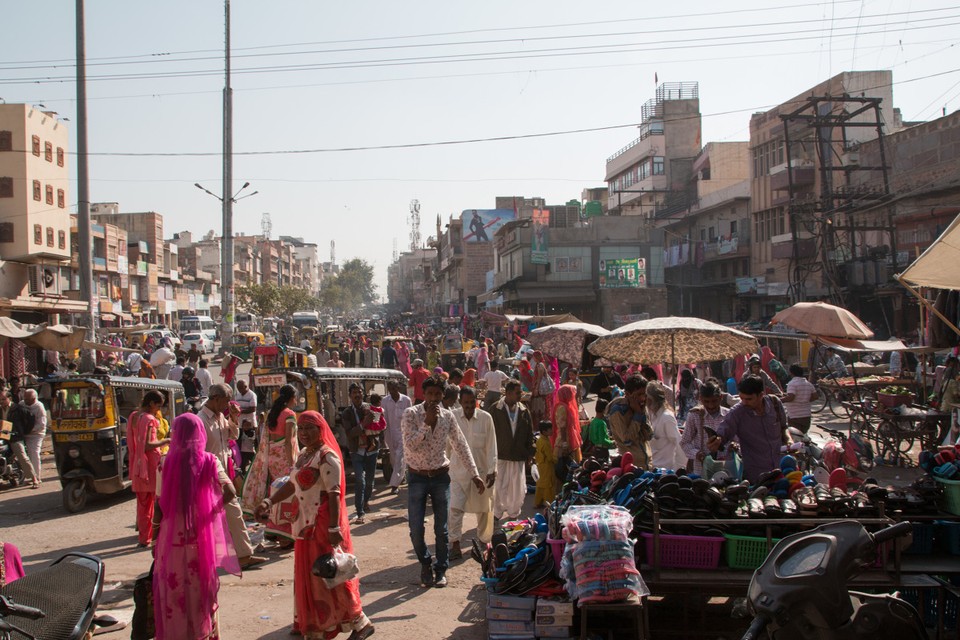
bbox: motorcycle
[0,439,25,489]
[741,520,925,639]
[0,552,105,640]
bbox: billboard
[599,258,647,288]
[461,208,516,242]
[531,208,550,265]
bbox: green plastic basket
[935,477,960,516]
[724,534,780,570]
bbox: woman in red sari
[153,413,240,639]
[127,390,170,547]
[552,384,584,463]
[256,411,374,640]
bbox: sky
[3,1,960,298]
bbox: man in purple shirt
[708,375,791,484]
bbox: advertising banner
[461,209,516,243]
[531,208,550,265]
[599,258,647,288]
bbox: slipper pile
[473,514,566,597]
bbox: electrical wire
[2,13,958,85]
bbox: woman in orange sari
[256,411,374,640]
[552,384,584,463]
[127,390,170,547]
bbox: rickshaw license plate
[56,433,95,442]
[256,374,286,387]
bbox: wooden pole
[896,276,960,339]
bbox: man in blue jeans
[401,374,484,588]
[342,382,378,524]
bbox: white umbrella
[587,316,758,364]
[528,322,610,368]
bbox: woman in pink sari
[153,413,240,639]
[242,384,300,547]
[256,411,374,640]
[127,390,170,547]
[396,341,412,379]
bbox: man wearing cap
[401,374,483,588]
[741,354,781,394]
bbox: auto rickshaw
[231,331,265,362]
[440,331,472,371]
[48,376,186,513]
[251,366,407,480]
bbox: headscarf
[517,360,534,391]
[462,368,477,387]
[760,346,775,376]
[128,409,159,490]
[155,414,240,639]
[734,354,747,382]
[296,411,355,555]
[476,344,489,378]
[553,384,582,451]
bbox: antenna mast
[260,212,272,239]
[409,199,421,250]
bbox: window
[0,223,12,243]
[652,156,665,175]
[57,188,64,209]
[46,227,54,247]
[0,177,12,198]
[708,226,717,242]
[730,220,737,235]
[56,147,64,167]
[45,184,53,205]
[33,224,42,244]
[32,180,41,201]
[31,135,40,156]
[0,131,11,151]
[58,230,66,249]
[44,141,52,162]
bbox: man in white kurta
[448,385,498,560]
[382,379,412,494]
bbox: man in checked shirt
[401,374,485,589]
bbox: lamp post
[194,181,258,352]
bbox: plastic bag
[560,504,633,543]
[313,546,359,588]
[269,475,299,526]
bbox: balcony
[770,165,815,191]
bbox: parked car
[180,332,213,354]
[129,329,181,351]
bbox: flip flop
[471,539,485,564]
[494,543,509,568]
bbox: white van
[180,315,217,343]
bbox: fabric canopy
[528,322,610,368]
[900,214,960,290]
[0,318,87,351]
[816,336,938,354]
[588,316,759,365]
[771,301,874,339]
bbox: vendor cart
[846,399,950,467]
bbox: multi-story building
[280,236,322,297]
[432,216,465,317]
[659,142,751,322]
[0,104,84,321]
[387,248,435,313]
[605,83,702,217]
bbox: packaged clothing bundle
[559,504,632,543]
[559,538,648,604]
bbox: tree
[320,258,377,313]
[275,286,319,318]
[235,282,280,318]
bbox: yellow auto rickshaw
[48,376,186,513]
[231,331,265,362]
[440,331,473,371]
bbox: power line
[0,0,869,67]
[2,14,958,85]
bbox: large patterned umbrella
[527,322,610,368]
[587,316,758,364]
[771,301,874,339]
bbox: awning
[504,313,582,325]
[0,318,86,351]
[503,285,597,305]
[817,336,938,354]
[899,213,960,290]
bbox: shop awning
[817,336,938,354]
[899,213,960,290]
[0,318,86,351]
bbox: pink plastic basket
[641,533,725,570]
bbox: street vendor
[606,375,652,469]
[708,375,791,484]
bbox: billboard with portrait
[531,208,550,264]
[461,209,516,243]
[599,258,647,288]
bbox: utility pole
[221,0,235,355]
[76,0,97,371]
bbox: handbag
[538,374,556,396]
[131,562,155,640]
[313,546,360,588]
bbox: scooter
[0,552,105,640]
[0,440,24,489]
[741,520,926,639]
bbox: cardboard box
[535,614,574,627]
[486,606,533,621]
[487,594,537,610]
[535,598,574,616]
[534,627,575,639]
[488,635,535,640]
[488,619,535,634]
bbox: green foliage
[319,258,377,313]
[236,282,318,318]
[276,286,319,318]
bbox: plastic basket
[903,523,936,555]
[936,520,960,555]
[936,477,960,516]
[546,536,566,576]
[641,533,724,570]
[723,534,780,570]
[901,587,959,629]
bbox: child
[363,393,387,453]
[584,399,614,463]
[534,420,558,507]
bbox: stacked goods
[487,593,536,640]
[534,598,575,639]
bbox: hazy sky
[3,1,959,296]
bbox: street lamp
[194,181,258,352]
